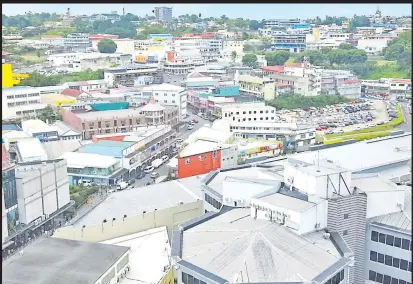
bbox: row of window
[371,231,411,251]
[232,116,275,122]
[154,93,177,97]
[225,109,276,116]
[325,269,345,284]
[85,119,142,129]
[369,270,411,284]
[205,193,222,210]
[370,251,412,272]
[182,272,206,284]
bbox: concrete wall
[52,200,203,242]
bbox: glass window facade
[2,168,17,209]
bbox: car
[192,119,199,123]
[145,182,151,186]
[136,171,146,179]
[143,166,154,173]
[334,129,344,134]
[187,125,194,130]
[150,172,159,179]
[325,130,334,134]
[161,155,169,163]
[377,121,385,125]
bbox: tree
[295,50,325,65]
[265,51,290,66]
[242,53,258,68]
[338,43,356,50]
[97,38,117,53]
[349,15,370,30]
[104,27,135,39]
[249,20,261,30]
[242,31,250,40]
[36,50,41,58]
[231,51,237,63]
[38,106,61,124]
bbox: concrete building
[63,33,92,52]
[15,138,48,163]
[264,18,301,29]
[14,159,71,225]
[2,164,18,234]
[2,237,130,284]
[236,74,276,100]
[104,65,160,88]
[183,72,219,90]
[154,6,172,22]
[220,102,277,123]
[357,36,393,55]
[21,119,59,142]
[2,87,48,121]
[2,190,8,244]
[272,33,307,53]
[142,84,187,118]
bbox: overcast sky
[2,4,412,19]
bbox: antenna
[317,150,320,172]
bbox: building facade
[2,87,47,121]
[154,7,172,22]
[64,33,92,52]
[142,84,188,118]
[272,33,306,53]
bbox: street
[126,114,210,188]
[399,102,412,132]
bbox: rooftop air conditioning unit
[323,233,331,239]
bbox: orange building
[177,149,221,179]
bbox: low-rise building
[142,84,187,118]
[220,102,277,123]
[21,119,59,142]
[264,18,301,29]
[63,33,92,52]
[236,74,276,100]
[2,87,48,121]
[272,33,306,53]
[104,65,160,88]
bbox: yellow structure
[40,93,76,107]
[160,268,174,284]
[2,64,29,88]
[312,28,320,42]
[135,55,147,63]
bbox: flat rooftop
[2,237,129,284]
[73,108,144,120]
[257,192,316,212]
[179,140,220,157]
[352,174,405,193]
[181,208,342,282]
[72,179,200,228]
[101,227,171,284]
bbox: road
[399,102,412,132]
[126,115,210,188]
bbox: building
[59,151,126,186]
[63,33,92,52]
[2,87,48,121]
[220,102,277,123]
[51,121,82,141]
[178,140,238,179]
[104,65,160,88]
[154,7,172,22]
[142,84,187,118]
[2,63,29,88]
[101,227,174,284]
[47,52,132,72]
[272,33,307,53]
[264,18,301,29]
[236,74,276,100]
[390,79,412,99]
[2,237,130,284]
[2,164,18,234]
[172,207,353,284]
[21,119,59,142]
[357,36,393,55]
[2,190,8,243]
[15,137,48,163]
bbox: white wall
[222,181,273,207]
[220,145,238,169]
[366,190,405,219]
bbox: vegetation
[69,185,98,208]
[382,32,412,78]
[97,38,117,53]
[38,105,62,123]
[2,12,61,28]
[265,51,290,66]
[323,131,390,145]
[43,28,76,37]
[266,94,350,110]
[20,69,104,87]
[242,53,258,68]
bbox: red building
[177,148,222,179]
[88,34,119,40]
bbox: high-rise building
[154,7,172,22]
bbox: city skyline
[2,4,412,19]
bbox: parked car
[161,155,169,163]
[187,125,194,130]
[136,172,146,179]
[192,119,199,123]
[143,166,154,173]
[176,138,183,143]
[150,172,159,179]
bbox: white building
[220,102,277,123]
[142,84,187,118]
[357,36,393,55]
[2,87,48,121]
[16,138,48,163]
[14,159,71,225]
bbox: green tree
[231,51,237,63]
[349,15,370,30]
[38,106,61,123]
[242,31,250,40]
[97,38,117,53]
[338,43,356,50]
[36,50,41,58]
[249,20,262,30]
[296,50,325,65]
[265,51,290,66]
[242,53,258,68]
[104,27,135,38]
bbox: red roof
[61,88,82,97]
[2,51,9,56]
[261,66,285,73]
[275,82,292,87]
[187,72,207,79]
[89,34,119,40]
[391,79,411,84]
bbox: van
[82,180,92,187]
[116,182,128,190]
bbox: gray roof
[72,179,200,228]
[257,193,315,212]
[2,237,129,284]
[43,140,82,159]
[181,208,342,283]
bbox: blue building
[272,33,306,53]
[211,85,240,97]
[291,23,311,29]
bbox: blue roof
[2,124,21,131]
[80,141,136,158]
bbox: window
[392,279,398,284]
[185,158,190,164]
[343,230,348,236]
[164,100,167,103]
[376,273,383,283]
[378,253,384,263]
[129,119,132,125]
[89,122,95,129]
[136,119,140,124]
[394,237,402,247]
[370,251,377,261]
[212,151,216,158]
[369,270,376,281]
[402,239,410,250]
[120,120,126,126]
[172,100,175,103]
[182,272,188,284]
[399,281,406,284]
[385,255,392,266]
[383,275,391,284]
[198,155,203,161]
[393,257,400,268]
[114,120,117,126]
[386,235,394,246]
[379,233,386,243]
[371,231,379,242]
[409,262,412,272]
[400,259,408,271]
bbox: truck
[151,158,163,169]
[116,181,128,191]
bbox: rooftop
[42,140,82,160]
[101,227,171,284]
[186,125,233,144]
[179,140,222,158]
[59,152,119,169]
[181,208,342,283]
[73,108,144,121]
[17,138,48,161]
[72,179,200,228]
[352,174,405,193]
[80,141,136,158]
[2,237,129,284]
[257,192,316,212]
[142,83,185,92]
[21,119,56,134]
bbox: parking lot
[277,99,390,134]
